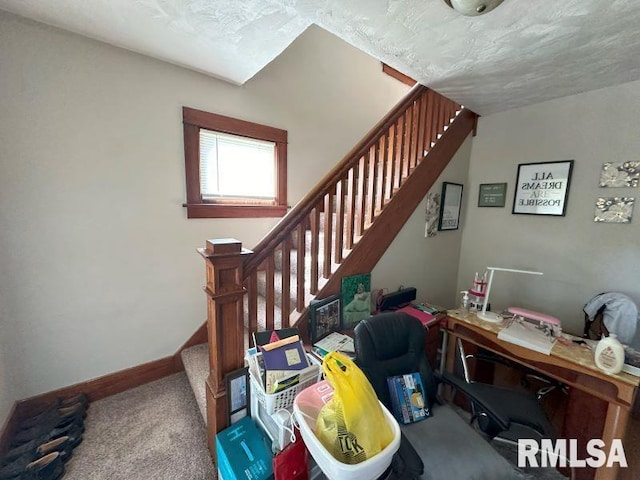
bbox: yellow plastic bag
[315,352,394,464]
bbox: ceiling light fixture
[444,0,504,16]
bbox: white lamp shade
[448,0,504,16]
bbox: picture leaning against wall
[341,273,372,329]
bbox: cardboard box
[387,373,431,424]
[216,416,274,480]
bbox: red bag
[273,430,308,480]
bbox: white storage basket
[250,362,320,414]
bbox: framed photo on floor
[225,367,249,424]
[341,273,372,329]
[309,294,342,344]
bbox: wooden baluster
[422,91,433,155]
[247,270,258,343]
[334,179,345,263]
[345,168,356,250]
[385,125,396,199]
[440,97,448,135]
[366,144,377,227]
[429,91,439,148]
[265,256,275,331]
[402,109,411,180]
[373,133,387,219]
[356,154,367,237]
[416,93,427,163]
[280,238,291,328]
[394,117,404,190]
[296,223,305,311]
[323,187,334,278]
[310,207,320,294]
[437,94,445,138]
[409,100,419,170]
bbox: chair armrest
[439,373,511,431]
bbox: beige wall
[373,136,472,308]
[458,80,640,335]
[0,13,409,420]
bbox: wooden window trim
[182,107,288,218]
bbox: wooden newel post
[198,238,252,460]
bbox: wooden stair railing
[198,85,478,455]
[242,85,473,339]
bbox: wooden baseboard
[1,329,210,454]
[15,355,179,425]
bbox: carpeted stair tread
[181,343,209,423]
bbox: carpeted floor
[64,373,214,480]
[61,370,638,479]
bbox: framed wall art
[478,183,507,207]
[599,162,639,188]
[309,294,342,344]
[594,197,635,223]
[438,182,463,230]
[512,160,574,216]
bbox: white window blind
[199,129,276,200]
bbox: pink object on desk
[396,305,439,328]
[507,307,560,326]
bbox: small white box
[251,390,294,452]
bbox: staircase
[182,84,478,449]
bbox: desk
[444,310,639,480]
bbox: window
[182,107,288,218]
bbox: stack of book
[247,328,318,394]
[310,331,355,360]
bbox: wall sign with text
[478,183,507,207]
[512,160,574,216]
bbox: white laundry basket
[293,380,400,480]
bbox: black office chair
[446,337,556,442]
[354,311,559,480]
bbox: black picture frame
[309,294,342,344]
[478,183,507,207]
[512,160,574,216]
[225,366,249,424]
[438,182,464,231]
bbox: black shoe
[11,419,84,448]
[18,402,86,431]
[1,435,75,468]
[0,452,64,480]
[58,393,89,410]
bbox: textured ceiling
[2,0,640,115]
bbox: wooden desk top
[445,309,639,407]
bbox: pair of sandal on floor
[0,393,88,480]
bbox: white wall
[373,136,472,308]
[458,80,640,335]
[0,12,409,421]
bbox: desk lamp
[477,267,543,323]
